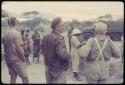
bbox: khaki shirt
[79,35,121,60]
[3,29,24,62]
[78,35,121,80]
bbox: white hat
[71,28,81,35]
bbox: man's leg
[36,57,39,64]
[10,74,17,84]
[36,48,40,63]
[99,79,108,84]
[26,54,30,64]
[14,60,29,84]
[45,66,52,84]
[32,57,35,63]
[27,57,30,64]
[25,57,28,64]
[6,62,17,84]
[86,79,98,84]
[85,73,99,84]
[32,46,36,63]
[18,63,29,84]
[52,70,67,84]
[21,76,29,84]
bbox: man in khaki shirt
[2,17,29,84]
[79,22,121,84]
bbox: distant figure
[42,17,70,84]
[25,30,31,53]
[70,28,82,81]
[121,36,124,64]
[25,30,31,64]
[79,22,121,84]
[2,17,29,84]
[21,30,30,65]
[21,30,27,60]
[1,41,5,61]
[32,29,41,63]
[25,32,31,64]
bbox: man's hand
[20,56,25,62]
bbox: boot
[73,72,82,81]
[73,72,77,78]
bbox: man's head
[51,17,65,33]
[71,28,81,35]
[8,17,19,29]
[94,22,107,35]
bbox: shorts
[6,59,28,78]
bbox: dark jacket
[32,32,41,46]
[42,30,70,71]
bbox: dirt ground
[1,41,123,84]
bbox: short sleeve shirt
[3,29,23,62]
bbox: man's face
[56,21,65,33]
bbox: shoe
[76,75,82,81]
[73,72,82,81]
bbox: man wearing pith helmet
[78,22,121,84]
[42,17,70,84]
[70,28,82,81]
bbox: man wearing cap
[78,22,121,84]
[2,17,29,84]
[42,17,70,84]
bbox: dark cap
[50,17,62,29]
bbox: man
[21,30,27,64]
[70,28,82,81]
[21,30,30,65]
[32,29,41,63]
[25,32,31,64]
[121,36,124,64]
[78,22,121,84]
[2,17,29,84]
[42,17,70,84]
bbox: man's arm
[78,38,93,58]
[15,32,25,62]
[71,36,81,48]
[109,38,121,58]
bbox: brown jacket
[42,30,70,71]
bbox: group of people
[2,17,122,84]
[20,28,41,64]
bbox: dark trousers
[45,66,67,84]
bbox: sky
[2,1,124,21]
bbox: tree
[2,10,9,18]
[98,14,113,21]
